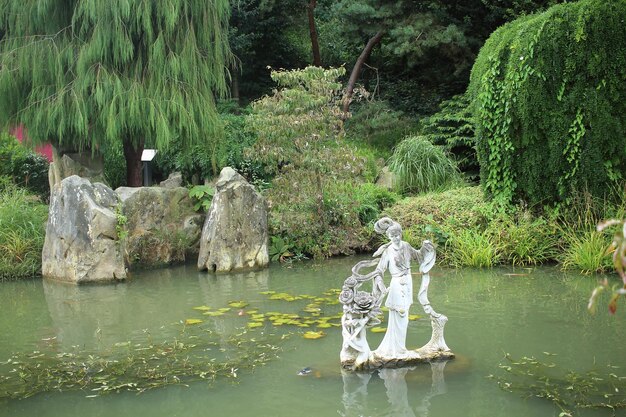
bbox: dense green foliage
[0,132,49,199]
[0,0,232,185]
[344,100,418,154]
[388,135,462,195]
[246,67,388,258]
[421,93,478,181]
[385,186,620,270]
[469,0,626,206]
[0,185,48,281]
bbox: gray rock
[116,186,201,267]
[375,166,396,191]
[159,172,183,188]
[198,167,269,273]
[48,147,105,190]
[42,175,126,283]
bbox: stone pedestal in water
[197,167,269,273]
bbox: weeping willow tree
[0,0,232,186]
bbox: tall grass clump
[0,185,48,281]
[488,211,559,266]
[559,230,612,274]
[447,229,500,268]
[556,190,625,273]
[388,135,462,195]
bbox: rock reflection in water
[340,360,449,417]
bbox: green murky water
[1,257,624,417]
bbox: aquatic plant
[494,353,626,416]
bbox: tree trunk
[307,0,321,67]
[123,138,144,187]
[342,31,384,113]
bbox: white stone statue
[339,217,453,370]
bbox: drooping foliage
[0,0,232,185]
[469,0,626,206]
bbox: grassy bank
[383,185,621,273]
[0,184,48,281]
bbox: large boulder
[116,186,203,268]
[198,167,269,273]
[48,147,105,190]
[42,176,126,283]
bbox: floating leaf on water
[269,293,302,302]
[228,301,249,309]
[185,318,204,325]
[203,311,225,317]
[251,314,265,320]
[217,308,231,313]
[247,322,263,329]
[370,327,387,333]
[303,331,325,339]
[192,306,211,311]
[408,315,421,321]
[317,323,332,328]
[259,291,276,295]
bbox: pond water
[0,256,624,417]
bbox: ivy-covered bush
[469,0,626,206]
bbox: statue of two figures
[340,217,454,370]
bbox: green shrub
[247,67,381,258]
[0,131,49,200]
[469,0,626,206]
[102,141,126,189]
[0,185,48,281]
[422,93,478,182]
[345,100,418,154]
[153,104,260,184]
[386,186,489,237]
[388,135,463,195]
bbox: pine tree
[0,0,232,186]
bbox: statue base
[341,348,455,371]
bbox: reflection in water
[340,361,449,417]
[41,267,271,351]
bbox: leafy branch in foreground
[493,354,626,416]
[588,219,626,314]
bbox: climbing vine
[470,0,626,206]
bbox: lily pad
[203,311,225,317]
[317,323,332,328]
[408,314,421,321]
[185,319,203,325]
[228,301,249,309]
[217,307,231,313]
[370,327,387,333]
[192,306,211,311]
[303,331,325,340]
[247,322,263,329]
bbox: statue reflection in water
[339,360,449,417]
